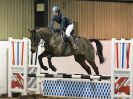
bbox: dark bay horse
[29,27,104,75]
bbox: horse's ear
[33,30,37,33]
[28,29,32,32]
[35,27,39,30]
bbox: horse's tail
[89,39,105,64]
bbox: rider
[49,5,78,50]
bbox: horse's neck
[54,33,64,43]
[40,32,52,43]
[49,35,65,55]
[50,33,65,49]
[36,27,52,42]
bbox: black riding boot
[68,36,78,50]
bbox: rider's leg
[68,36,78,50]
[65,23,78,50]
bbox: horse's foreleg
[38,51,48,70]
[47,55,57,72]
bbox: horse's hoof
[49,66,57,72]
[41,66,48,70]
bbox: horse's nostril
[31,49,35,53]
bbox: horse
[29,27,105,75]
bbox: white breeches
[65,23,74,38]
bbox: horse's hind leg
[74,55,92,75]
[87,60,99,75]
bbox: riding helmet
[52,5,60,14]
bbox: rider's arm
[49,17,54,33]
[59,17,66,32]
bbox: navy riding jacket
[50,14,72,32]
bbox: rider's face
[52,13,58,17]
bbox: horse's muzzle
[30,49,35,53]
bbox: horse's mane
[36,27,62,38]
[34,27,53,43]
[35,27,51,34]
